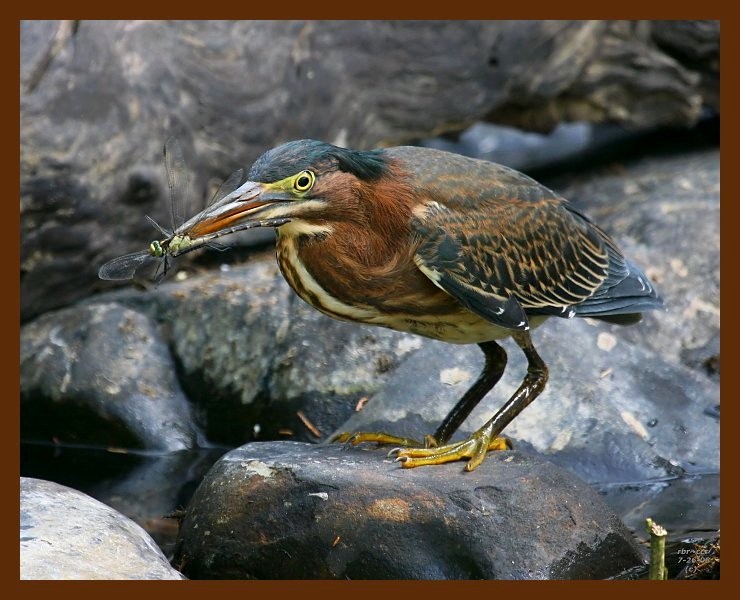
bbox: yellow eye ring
[293,170,315,193]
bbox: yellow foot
[390,435,512,471]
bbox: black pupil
[297,175,310,189]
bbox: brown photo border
[9,9,728,597]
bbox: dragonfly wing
[98,250,154,280]
[209,168,243,208]
[164,137,189,230]
[145,214,171,237]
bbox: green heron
[182,140,663,471]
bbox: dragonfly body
[98,197,290,280]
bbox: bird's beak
[177,181,294,238]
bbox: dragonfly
[98,138,288,281]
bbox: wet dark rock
[673,535,720,579]
[594,473,719,544]
[173,441,644,579]
[20,477,185,580]
[21,20,718,319]
[20,302,200,451]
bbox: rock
[21,442,227,557]
[84,260,415,446]
[421,115,718,177]
[594,472,719,543]
[422,121,601,173]
[21,20,718,319]
[652,20,719,108]
[20,302,200,450]
[172,441,644,579]
[20,259,415,451]
[20,477,185,580]
[673,535,720,579]
[554,148,720,375]
[332,319,718,484]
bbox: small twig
[646,518,668,580]
[297,410,322,438]
[26,20,79,93]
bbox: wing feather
[385,146,663,327]
[412,195,618,328]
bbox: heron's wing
[412,196,624,330]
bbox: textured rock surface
[20,302,200,450]
[20,477,185,580]
[333,319,718,483]
[20,443,227,557]
[173,442,644,579]
[595,473,720,542]
[20,20,718,319]
[554,149,720,375]
[94,260,414,445]
[19,262,413,451]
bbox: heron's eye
[293,170,315,193]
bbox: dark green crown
[249,139,387,183]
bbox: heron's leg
[431,340,508,445]
[330,340,509,452]
[393,330,548,471]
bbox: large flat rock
[173,441,644,579]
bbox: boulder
[90,260,416,445]
[172,441,644,579]
[332,318,719,483]
[20,302,200,451]
[20,477,185,580]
